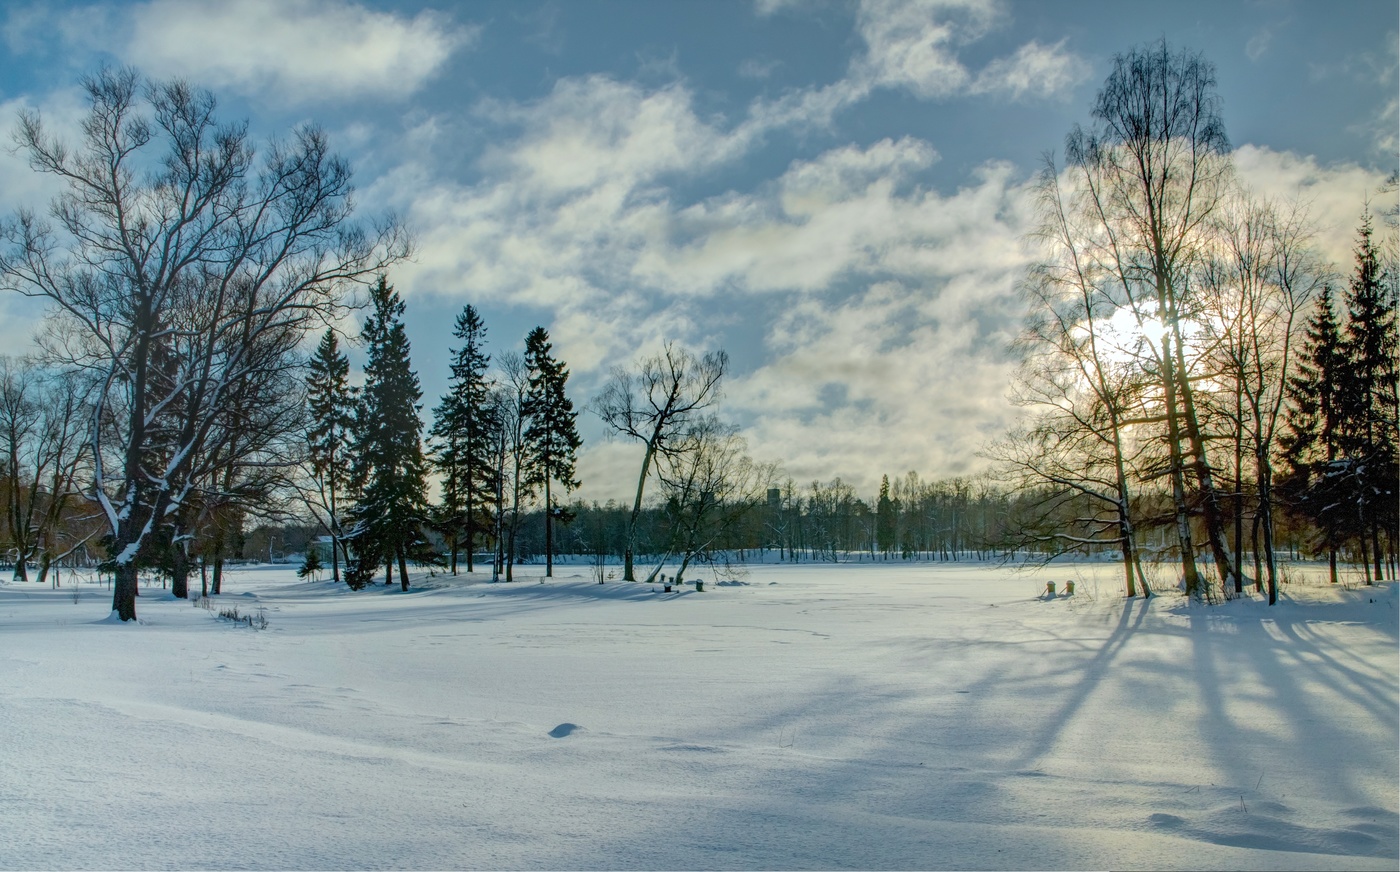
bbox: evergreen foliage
[297,546,322,581]
[429,305,500,574]
[306,329,355,583]
[876,475,896,556]
[522,327,582,577]
[1283,214,1399,582]
[1337,215,1399,579]
[348,276,432,591]
[1281,284,1348,579]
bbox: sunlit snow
[1,561,1395,870]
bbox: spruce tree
[523,327,581,577]
[349,276,431,591]
[306,329,355,584]
[1339,214,1399,581]
[429,305,499,574]
[876,475,896,557]
[1281,285,1346,582]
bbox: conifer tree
[523,327,581,578]
[429,305,499,574]
[306,329,355,584]
[349,276,431,591]
[1281,285,1346,582]
[1338,214,1399,581]
[876,475,896,557]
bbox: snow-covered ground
[1,561,1395,870]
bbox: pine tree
[429,305,499,574]
[349,276,431,591]
[522,327,581,578]
[297,546,323,582]
[1338,214,1399,581]
[1281,285,1346,582]
[306,329,355,584]
[876,475,896,557]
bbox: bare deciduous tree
[0,68,409,620]
[653,416,776,585]
[1001,155,1155,596]
[1199,196,1322,603]
[594,342,727,581]
[0,357,92,583]
[493,353,531,582]
[1061,39,1238,596]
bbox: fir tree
[429,305,499,574]
[1338,213,1399,581]
[1281,284,1346,582]
[522,327,581,578]
[876,475,896,557]
[297,546,323,582]
[306,329,355,584]
[349,276,431,591]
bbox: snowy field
[0,560,1395,871]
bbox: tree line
[1,51,1395,618]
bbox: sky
[0,0,1396,504]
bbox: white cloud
[753,0,820,16]
[123,0,471,103]
[480,76,749,198]
[737,57,782,80]
[1232,145,1392,267]
[0,93,90,211]
[827,0,1087,109]
[854,0,994,98]
[363,69,1036,499]
[729,277,1024,491]
[970,39,1090,100]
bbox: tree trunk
[1260,512,1271,593]
[465,478,478,574]
[1359,526,1373,585]
[1233,414,1244,594]
[1372,523,1384,582]
[674,552,693,585]
[1173,336,1236,591]
[544,478,553,578]
[624,440,658,582]
[112,562,138,621]
[170,530,190,599]
[1159,332,1201,595]
[398,549,410,591]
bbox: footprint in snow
[548,722,581,738]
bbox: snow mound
[95,611,141,626]
[548,722,581,738]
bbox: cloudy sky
[1,0,1395,502]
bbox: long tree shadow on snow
[522,591,1398,869]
